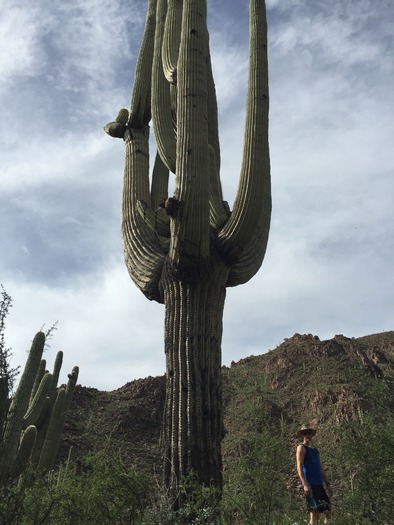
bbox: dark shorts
[305,485,331,513]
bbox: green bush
[0,448,152,525]
[328,413,394,525]
[2,414,393,525]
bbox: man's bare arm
[296,445,311,495]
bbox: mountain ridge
[60,330,394,475]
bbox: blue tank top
[302,445,323,486]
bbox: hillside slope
[60,331,394,476]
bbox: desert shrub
[0,448,152,525]
[328,413,394,525]
[141,476,222,525]
[221,405,298,524]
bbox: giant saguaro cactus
[105,0,271,497]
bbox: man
[296,424,333,524]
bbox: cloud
[0,5,47,87]
[2,0,393,390]
[6,264,165,390]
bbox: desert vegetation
[2,394,393,524]
[2,290,393,524]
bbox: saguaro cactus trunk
[161,256,229,490]
[105,0,271,498]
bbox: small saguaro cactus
[37,365,79,471]
[0,332,79,484]
[105,0,271,499]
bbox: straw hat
[296,424,317,439]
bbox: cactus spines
[105,0,271,496]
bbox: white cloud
[44,0,143,93]
[0,5,47,87]
[6,264,165,391]
[2,0,393,390]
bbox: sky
[1,0,393,391]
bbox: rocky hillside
[60,331,394,475]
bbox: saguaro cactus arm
[122,127,166,301]
[150,153,169,210]
[226,205,271,287]
[30,359,46,404]
[104,0,167,301]
[38,388,65,470]
[162,0,182,84]
[0,332,45,476]
[9,425,37,480]
[217,0,271,267]
[206,53,221,174]
[209,145,230,230]
[136,152,171,239]
[23,372,53,427]
[152,0,177,173]
[168,0,211,274]
[50,351,64,398]
[129,0,156,129]
[37,365,79,470]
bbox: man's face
[303,430,313,443]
